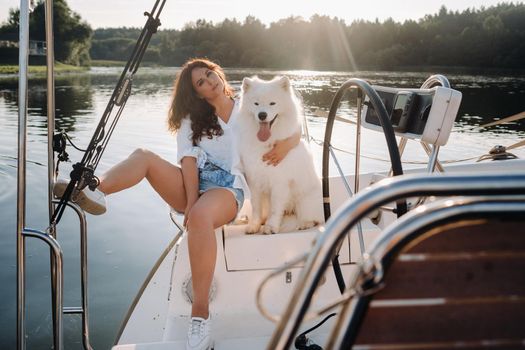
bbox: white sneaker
[53,179,107,215]
[186,316,212,350]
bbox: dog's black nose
[258,112,267,121]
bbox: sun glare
[236,0,353,26]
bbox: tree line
[0,0,91,65]
[2,1,525,70]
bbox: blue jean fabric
[199,161,244,212]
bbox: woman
[54,58,299,350]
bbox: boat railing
[327,193,525,349]
[16,1,93,349]
[262,173,525,349]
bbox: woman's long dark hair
[168,58,234,145]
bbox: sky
[0,0,519,29]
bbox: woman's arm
[181,156,199,227]
[262,130,301,166]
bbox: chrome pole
[81,211,93,350]
[354,92,365,255]
[51,201,93,349]
[23,229,64,350]
[17,1,64,349]
[419,74,448,175]
[61,202,93,350]
[354,91,362,196]
[17,0,30,348]
[43,2,92,346]
[45,0,56,220]
[44,0,59,346]
[421,74,450,89]
[421,142,443,173]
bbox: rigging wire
[309,136,481,164]
[309,108,525,165]
[471,110,525,130]
[50,0,166,228]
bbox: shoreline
[0,62,88,76]
[3,60,525,78]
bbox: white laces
[188,318,205,338]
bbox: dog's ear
[242,77,253,92]
[279,76,291,91]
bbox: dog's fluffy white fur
[237,76,323,234]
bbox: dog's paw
[297,220,318,230]
[245,223,261,234]
[261,224,278,235]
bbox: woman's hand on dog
[263,139,288,166]
[262,131,301,166]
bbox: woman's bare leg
[98,148,187,212]
[186,188,237,318]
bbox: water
[1,67,524,349]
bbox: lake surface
[1,67,524,349]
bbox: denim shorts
[199,161,244,212]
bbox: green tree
[1,0,92,66]
[17,2,521,70]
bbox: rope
[310,136,480,165]
[507,138,525,150]
[477,110,525,129]
[313,109,525,131]
[476,145,518,162]
[311,110,525,163]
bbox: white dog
[237,76,323,234]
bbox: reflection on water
[0,75,94,134]
[0,67,524,349]
[228,69,525,133]
[1,68,524,135]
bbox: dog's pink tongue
[257,122,271,142]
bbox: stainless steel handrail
[45,0,59,346]
[55,201,93,350]
[17,0,65,346]
[17,0,92,348]
[266,173,525,350]
[16,1,63,349]
[354,91,365,255]
[421,74,451,89]
[22,229,64,350]
[329,196,525,349]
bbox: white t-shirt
[176,99,249,196]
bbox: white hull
[113,217,369,349]
[113,158,525,349]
